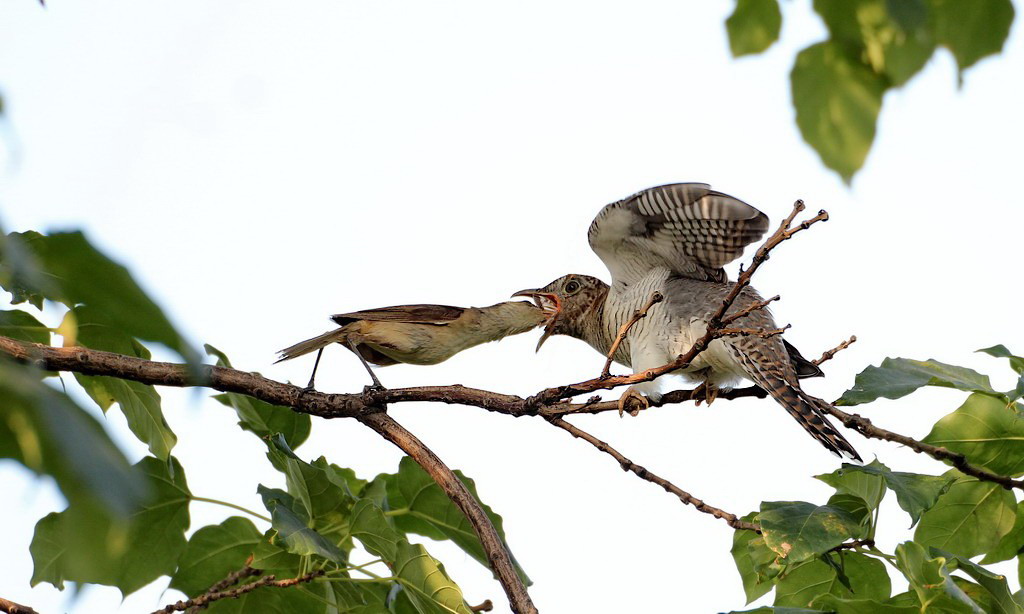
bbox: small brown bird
[277,300,551,389]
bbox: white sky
[1,1,1022,612]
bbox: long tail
[733,343,862,461]
[765,383,862,461]
[276,329,348,363]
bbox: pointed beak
[511,288,560,351]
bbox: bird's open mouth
[511,288,560,351]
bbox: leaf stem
[190,495,271,522]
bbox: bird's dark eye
[564,280,581,294]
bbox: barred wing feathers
[588,183,770,286]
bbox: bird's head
[512,274,608,350]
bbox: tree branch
[357,412,538,614]
[600,291,663,378]
[546,416,761,532]
[153,570,324,613]
[0,597,39,614]
[813,336,856,366]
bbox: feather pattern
[331,304,464,326]
[588,183,770,288]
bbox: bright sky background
[1,1,1022,612]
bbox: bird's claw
[693,381,719,407]
[617,387,650,417]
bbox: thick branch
[358,412,537,614]
[546,416,761,532]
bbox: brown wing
[331,304,465,326]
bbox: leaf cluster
[725,0,1015,181]
[729,351,1024,612]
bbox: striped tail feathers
[767,383,862,461]
[276,328,349,363]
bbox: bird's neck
[566,285,616,357]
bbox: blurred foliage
[725,0,1016,182]
[727,350,1024,613]
[1,228,523,612]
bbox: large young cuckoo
[514,183,860,460]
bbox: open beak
[511,288,560,351]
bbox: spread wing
[588,183,770,287]
[331,304,465,326]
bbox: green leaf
[732,513,774,603]
[394,541,473,614]
[979,345,1024,375]
[923,393,1024,476]
[349,499,403,563]
[982,502,1024,564]
[834,461,954,526]
[936,547,1023,614]
[726,0,782,57]
[837,358,997,405]
[931,0,1015,76]
[31,456,192,595]
[0,230,50,309]
[5,230,196,363]
[29,512,65,589]
[0,309,50,344]
[790,41,885,182]
[895,541,982,613]
[915,472,1016,558]
[810,593,917,613]
[68,305,176,459]
[813,0,936,85]
[759,501,866,563]
[725,608,826,613]
[815,460,886,511]
[258,484,345,564]
[169,517,263,597]
[0,361,147,518]
[775,552,890,607]
[386,456,530,585]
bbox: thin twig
[718,325,791,339]
[546,416,761,532]
[202,564,260,596]
[0,597,39,614]
[720,295,780,327]
[601,291,663,378]
[358,412,538,614]
[153,570,324,614]
[471,600,494,612]
[824,406,1024,490]
[813,336,857,366]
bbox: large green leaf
[895,541,983,613]
[70,306,176,459]
[790,41,885,182]
[915,472,1016,558]
[169,517,263,597]
[0,308,50,343]
[923,393,1024,476]
[732,512,775,604]
[774,552,890,607]
[4,230,196,363]
[726,0,782,57]
[930,0,1015,76]
[810,593,918,613]
[838,358,996,405]
[31,456,191,595]
[815,460,887,511]
[349,498,403,563]
[759,501,866,564]
[0,230,50,309]
[982,502,1024,564]
[979,345,1024,376]
[832,461,954,526]
[394,541,472,614]
[258,485,345,564]
[0,361,147,517]
[936,548,1023,614]
[813,0,936,85]
[385,456,530,585]
[207,345,310,449]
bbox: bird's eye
[564,280,581,294]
